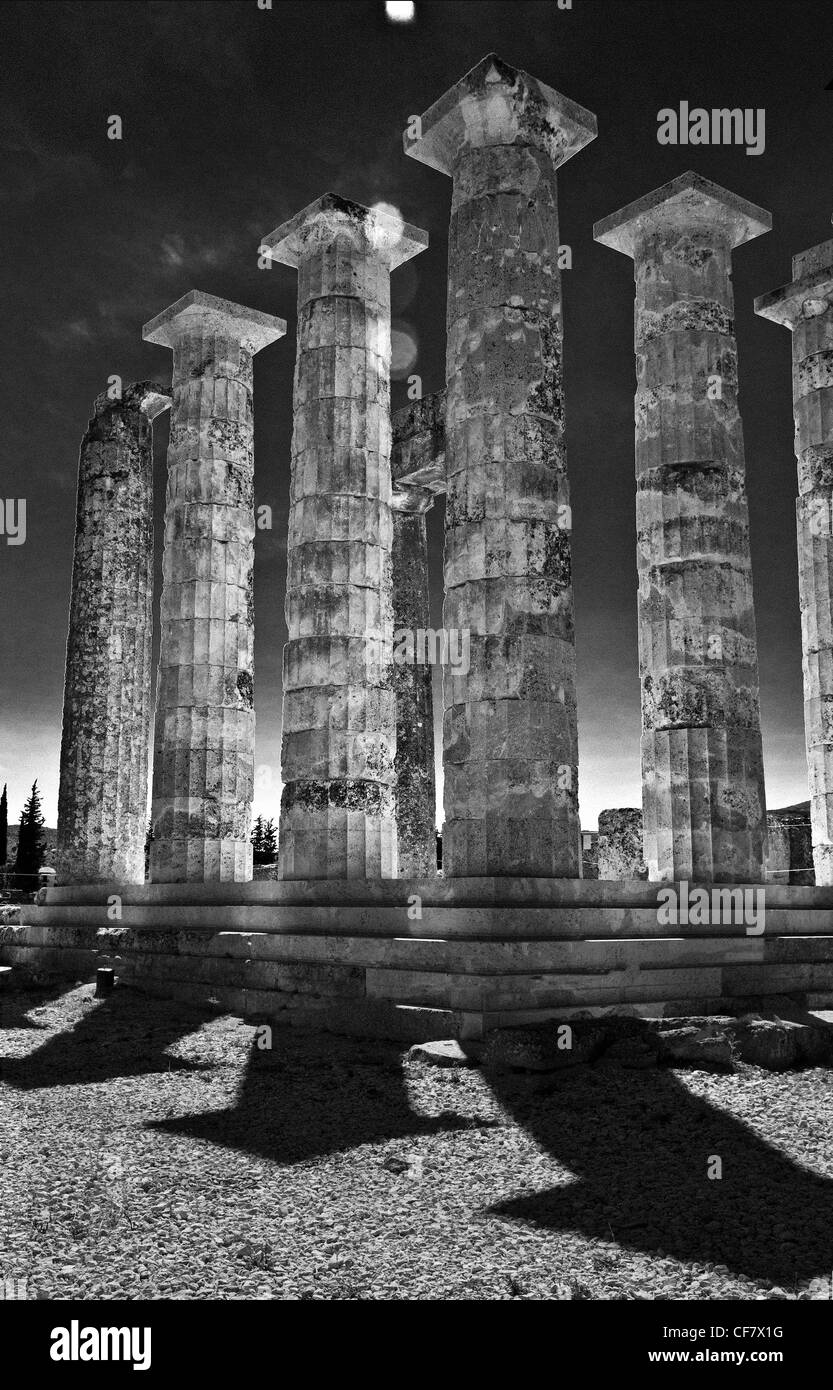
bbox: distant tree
[251,815,265,861]
[251,815,277,865]
[14,780,47,889]
[0,783,7,868]
[261,818,278,861]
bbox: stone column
[391,495,436,877]
[405,55,597,877]
[56,382,170,884]
[262,196,428,879]
[756,228,833,883]
[142,291,285,882]
[595,172,770,883]
[390,394,445,878]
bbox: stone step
[30,879,833,910]
[20,902,833,939]
[365,960,833,1011]
[0,965,13,989]
[15,923,833,975]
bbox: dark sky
[1,0,832,832]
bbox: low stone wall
[765,805,814,886]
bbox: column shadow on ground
[149,1030,494,1165]
[483,1059,833,1287]
[0,981,80,1031]
[0,988,213,1087]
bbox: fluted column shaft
[56,382,170,884]
[757,232,833,883]
[143,291,285,883]
[596,173,770,883]
[263,196,427,879]
[391,499,436,876]
[406,55,597,876]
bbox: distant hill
[3,825,57,867]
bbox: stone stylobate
[405,55,597,877]
[56,382,170,885]
[262,196,428,879]
[143,291,286,882]
[756,222,833,884]
[595,172,770,883]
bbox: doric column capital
[594,171,771,259]
[391,484,436,515]
[142,289,286,353]
[755,232,833,330]
[403,53,596,176]
[137,385,173,421]
[261,193,428,271]
[92,380,171,421]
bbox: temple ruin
[5,54,833,1040]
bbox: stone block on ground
[407,1040,477,1068]
[655,1023,736,1069]
[732,1017,801,1070]
[480,1021,608,1072]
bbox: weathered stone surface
[406,55,597,876]
[407,1039,476,1067]
[143,292,286,882]
[756,231,833,884]
[8,892,833,1045]
[656,1023,735,1068]
[595,173,771,884]
[391,505,436,876]
[480,1022,607,1071]
[389,399,443,875]
[263,196,427,879]
[391,391,446,502]
[598,809,648,880]
[56,382,170,885]
[733,1017,799,1069]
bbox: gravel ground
[1,982,832,1301]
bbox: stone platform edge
[2,881,833,1041]
[25,878,833,909]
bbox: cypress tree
[261,818,278,861]
[14,780,47,889]
[0,783,7,868]
[251,815,265,862]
